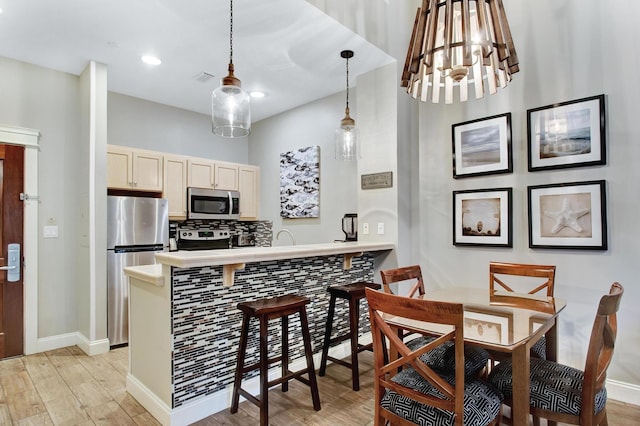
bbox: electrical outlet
[44,225,59,238]
[362,223,369,235]
[377,222,384,235]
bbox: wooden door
[0,144,24,359]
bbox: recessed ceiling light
[141,55,161,66]
[250,91,265,98]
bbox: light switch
[44,225,59,238]
[362,223,369,235]
[377,222,385,235]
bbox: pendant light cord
[229,0,234,65]
[345,54,350,111]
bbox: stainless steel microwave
[187,187,240,220]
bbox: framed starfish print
[528,180,607,250]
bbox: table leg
[511,344,531,426]
[545,319,559,426]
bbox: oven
[176,228,232,251]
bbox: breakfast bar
[124,242,394,426]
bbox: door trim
[0,124,39,355]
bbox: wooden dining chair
[488,282,624,426]
[380,265,490,378]
[365,288,503,426]
[489,261,557,359]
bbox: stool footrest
[268,368,313,388]
[241,355,285,374]
[237,388,260,408]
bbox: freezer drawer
[107,250,160,347]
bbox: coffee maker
[342,213,358,241]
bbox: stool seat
[237,294,310,318]
[319,281,381,391]
[327,281,381,299]
[231,294,321,426]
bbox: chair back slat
[365,288,466,425]
[489,262,556,312]
[581,282,623,424]
[380,265,426,298]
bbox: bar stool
[230,294,321,426]
[318,281,381,391]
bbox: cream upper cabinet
[238,165,260,220]
[188,158,239,191]
[163,154,188,219]
[107,145,163,191]
[214,162,239,191]
[187,158,215,189]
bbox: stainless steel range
[176,228,232,251]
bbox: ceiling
[0,0,395,123]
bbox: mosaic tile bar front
[170,252,376,408]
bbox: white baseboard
[35,332,109,356]
[606,378,640,406]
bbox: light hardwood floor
[0,346,638,425]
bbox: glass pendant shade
[335,111,360,160]
[212,67,251,137]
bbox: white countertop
[154,241,395,269]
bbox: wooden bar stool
[230,294,321,426]
[318,281,381,391]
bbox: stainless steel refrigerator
[107,196,169,347]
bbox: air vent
[194,72,215,83]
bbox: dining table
[383,287,566,426]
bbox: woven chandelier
[402,0,519,103]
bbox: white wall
[249,92,358,244]
[416,1,640,391]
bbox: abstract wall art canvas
[280,145,320,218]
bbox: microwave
[187,187,240,220]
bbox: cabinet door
[133,150,163,191]
[188,159,215,188]
[239,165,259,220]
[163,155,188,219]
[107,146,133,189]
[214,162,239,191]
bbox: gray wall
[250,92,358,244]
[107,92,248,163]
[0,56,82,337]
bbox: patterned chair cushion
[488,357,607,416]
[407,336,490,378]
[381,367,503,425]
[531,336,546,359]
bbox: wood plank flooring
[0,346,638,425]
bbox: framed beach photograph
[453,187,512,247]
[452,113,512,178]
[527,94,606,171]
[528,180,607,250]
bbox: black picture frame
[452,113,512,179]
[528,180,607,250]
[453,187,512,247]
[527,94,606,171]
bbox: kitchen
[0,0,639,425]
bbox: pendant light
[212,0,250,137]
[335,50,360,160]
[401,0,519,103]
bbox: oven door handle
[228,191,232,215]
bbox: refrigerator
[107,196,169,347]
